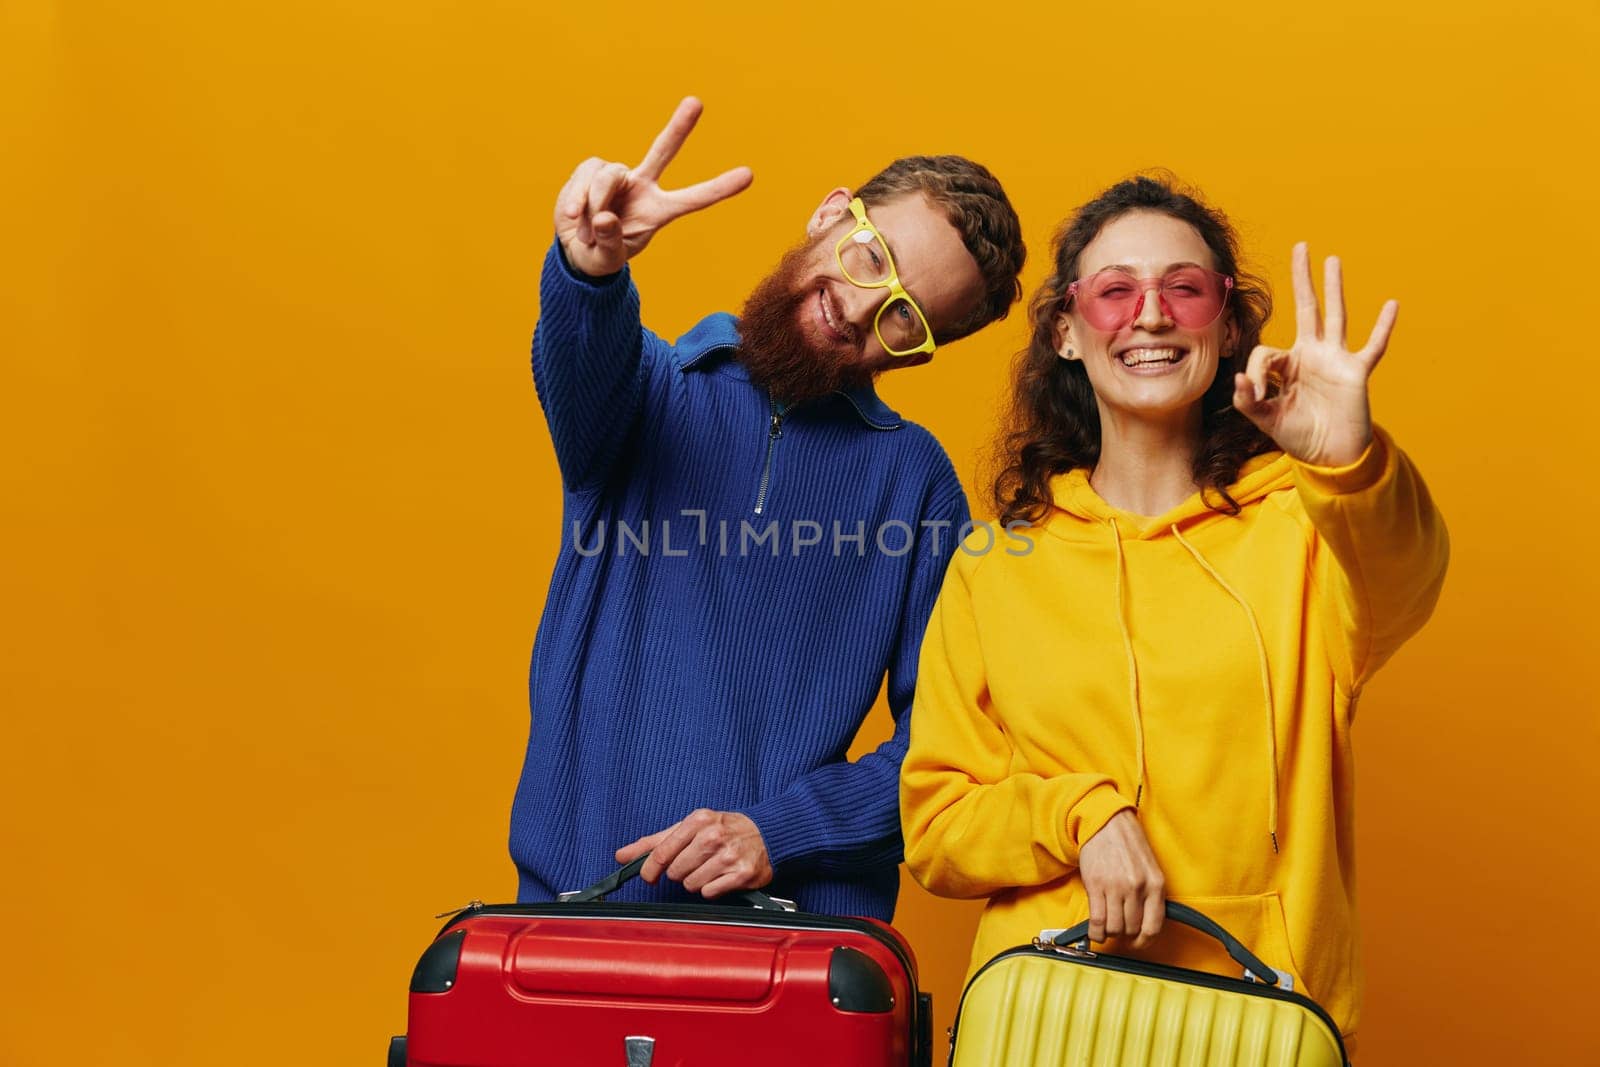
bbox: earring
[1065,348,1075,358]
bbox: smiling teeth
[1119,347,1182,366]
[820,289,839,332]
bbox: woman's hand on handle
[554,97,754,277]
[1232,242,1399,468]
[1078,809,1167,950]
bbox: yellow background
[3,1,1596,1063]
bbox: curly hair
[992,174,1276,526]
[856,155,1026,343]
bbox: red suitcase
[390,857,932,1067]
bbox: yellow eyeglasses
[833,198,937,358]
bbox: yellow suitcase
[949,902,1348,1066]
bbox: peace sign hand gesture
[1232,243,1399,468]
[554,97,754,278]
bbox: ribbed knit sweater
[509,241,970,919]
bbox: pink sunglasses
[1066,267,1234,331]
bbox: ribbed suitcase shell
[950,948,1345,1067]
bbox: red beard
[736,241,900,404]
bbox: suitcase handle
[559,855,797,911]
[1050,901,1284,988]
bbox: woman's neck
[1090,405,1204,518]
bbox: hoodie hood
[1044,449,1295,539]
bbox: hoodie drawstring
[1107,519,1147,809]
[1170,525,1281,854]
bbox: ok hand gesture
[1232,243,1399,468]
[555,97,754,277]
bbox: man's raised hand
[554,97,754,277]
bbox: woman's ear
[1054,308,1079,361]
[805,187,853,239]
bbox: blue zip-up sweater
[511,240,970,919]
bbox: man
[512,97,1025,919]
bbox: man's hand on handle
[555,97,754,278]
[616,809,774,899]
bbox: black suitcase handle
[1051,901,1284,988]
[559,855,797,911]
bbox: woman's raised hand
[1233,243,1398,467]
[554,97,754,278]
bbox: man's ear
[806,187,853,239]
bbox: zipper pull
[434,898,485,920]
[769,409,784,439]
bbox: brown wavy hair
[857,155,1026,343]
[992,174,1275,526]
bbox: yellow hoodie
[901,427,1447,1044]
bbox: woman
[900,176,1448,1050]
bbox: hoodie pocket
[1115,892,1309,997]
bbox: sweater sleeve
[738,488,971,876]
[900,543,1135,900]
[1293,425,1450,694]
[531,238,653,491]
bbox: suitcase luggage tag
[1038,901,1295,991]
[556,854,799,911]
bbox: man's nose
[836,283,887,337]
[839,283,884,325]
[1132,282,1172,330]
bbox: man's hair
[856,155,1026,343]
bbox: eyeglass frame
[833,197,938,358]
[1065,267,1235,331]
